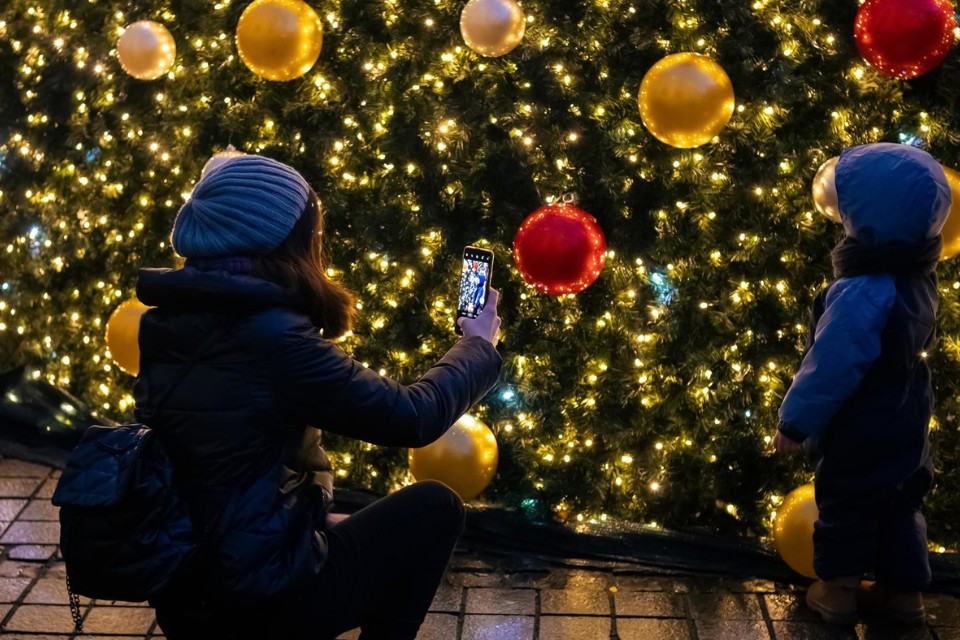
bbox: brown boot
[806,577,859,625]
[858,582,925,624]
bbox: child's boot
[859,582,925,624]
[806,576,859,625]
[886,589,925,624]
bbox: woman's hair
[252,190,356,338]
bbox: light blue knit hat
[172,155,311,258]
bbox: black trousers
[812,412,933,591]
[152,480,466,640]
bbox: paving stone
[4,604,81,633]
[855,622,932,639]
[0,478,41,498]
[540,588,610,615]
[616,617,692,640]
[695,619,771,640]
[927,594,960,627]
[0,576,32,602]
[0,460,52,477]
[1,521,60,544]
[611,575,669,591]
[539,615,611,639]
[336,629,360,640]
[0,636,72,640]
[0,602,10,620]
[464,588,535,615]
[429,584,462,613]
[19,499,59,521]
[450,556,497,572]
[0,560,41,578]
[0,498,27,521]
[25,577,91,605]
[35,479,59,500]
[81,605,156,634]
[8,544,57,560]
[544,569,614,591]
[615,591,685,617]
[688,593,764,620]
[727,579,778,594]
[447,572,504,588]
[771,621,858,639]
[461,614,534,640]
[933,628,960,640]
[416,613,458,640]
[763,594,820,621]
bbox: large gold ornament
[116,21,177,81]
[106,299,151,376]
[638,53,735,148]
[409,414,499,501]
[939,167,960,260]
[773,484,819,579]
[236,0,323,81]
[812,157,841,223]
[460,0,525,58]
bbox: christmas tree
[2,0,959,549]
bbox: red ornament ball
[855,0,957,79]
[513,204,607,295]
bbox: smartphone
[455,246,494,335]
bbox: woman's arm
[260,311,502,448]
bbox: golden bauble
[409,414,499,501]
[939,166,960,260]
[460,0,525,58]
[236,0,323,81]
[201,145,248,177]
[638,53,735,148]
[117,21,176,81]
[773,484,819,579]
[812,157,841,223]
[106,299,151,376]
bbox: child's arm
[778,275,896,443]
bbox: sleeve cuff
[777,421,807,444]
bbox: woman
[134,155,502,639]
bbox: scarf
[831,235,941,279]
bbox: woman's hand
[458,288,501,347]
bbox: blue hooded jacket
[778,144,951,447]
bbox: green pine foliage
[1,0,959,546]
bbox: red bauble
[855,0,956,79]
[513,204,607,295]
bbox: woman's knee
[408,480,465,531]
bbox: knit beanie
[171,155,311,258]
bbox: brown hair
[252,190,356,338]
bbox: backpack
[52,323,228,629]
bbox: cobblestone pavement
[1,456,958,639]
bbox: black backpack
[52,325,227,629]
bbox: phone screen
[456,247,494,334]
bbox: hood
[835,143,951,246]
[136,267,305,314]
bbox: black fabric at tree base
[0,365,112,467]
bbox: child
[775,143,951,625]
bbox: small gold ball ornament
[460,0,525,58]
[117,21,177,80]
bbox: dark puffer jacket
[133,266,502,599]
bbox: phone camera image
[458,253,490,318]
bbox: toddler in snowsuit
[775,143,951,624]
